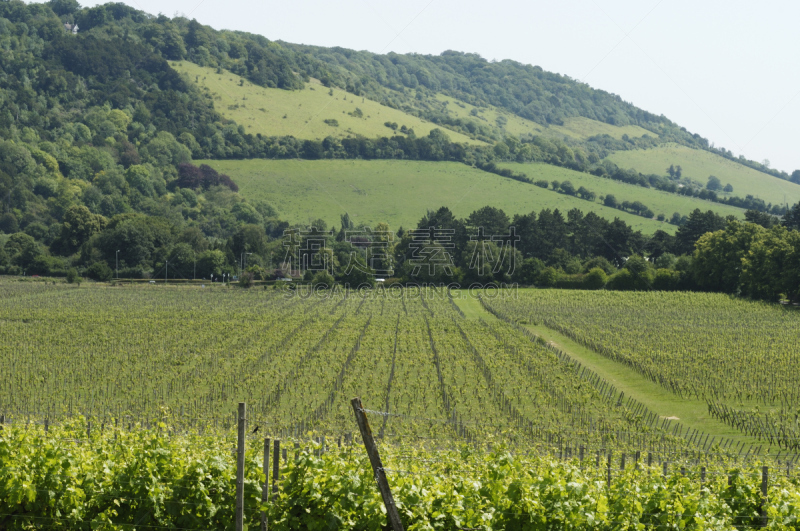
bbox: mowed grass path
[453,292,759,446]
[201,159,673,233]
[172,61,479,144]
[607,143,800,207]
[499,162,744,220]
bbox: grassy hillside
[437,93,654,141]
[606,144,800,207]
[171,61,480,144]
[200,159,673,233]
[499,162,745,220]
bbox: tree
[745,210,777,229]
[783,202,800,231]
[791,170,800,185]
[559,181,575,195]
[338,253,375,287]
[48,0,81,15]
[691,220,764,293]
[581,256,615,275]
[166,243,196,279]
[5,233,41,269]
[675,165,682,178]
[723,183,733,193]
[600,218,634,267]
[140,132,191,167]
[706,175,722,191]
[54,206,108,254]
[86,261,113,281]
[196,250,227,279]
[311,270,335,288]
[96,215,172,268]
[675,209,727,254]
[583,267,608,290]
[667,165,676,178]
[654,253,677,269]
[66,268,79,284]
[741,226,800,302]
[465,206,510,238]
[0,213,18,234]
[604,194,618,208]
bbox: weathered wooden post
[261,438,271,531]
[351,397,405,531]
[761,466,769,528]
[236,403,246,531]
[272,440,280,500]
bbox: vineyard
[4,281,800,529]
[1,281,714,456]
[483,291,800,451]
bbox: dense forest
[0,0,798,301]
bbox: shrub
[311,270,335,288]
[538,266,558,287]
[239,271,254,288]
[66,268,79,284]
[554,273,585,289]
[583,267,608,290]
[86,261,113,282]
[652,268,681,291]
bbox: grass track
[453,291,760,446]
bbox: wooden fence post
[351,397,405,531]
[272,440,280,501]
[261,438,270,531]
[236,403,246,531]
[761,466,769,528]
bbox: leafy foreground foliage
[2,420,800,531]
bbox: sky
[79,0,800,174]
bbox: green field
[606,143,800,207]
[499,162,745,220]
[435,93,654,141]
[200,159,673,233]
[171,61,479,144]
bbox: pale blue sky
[78,0,800,174]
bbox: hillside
[1,0,799,285]
[171,61,480,144]
[200,159,672,234]
[606,144,800,208]
[498,162,745,221]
